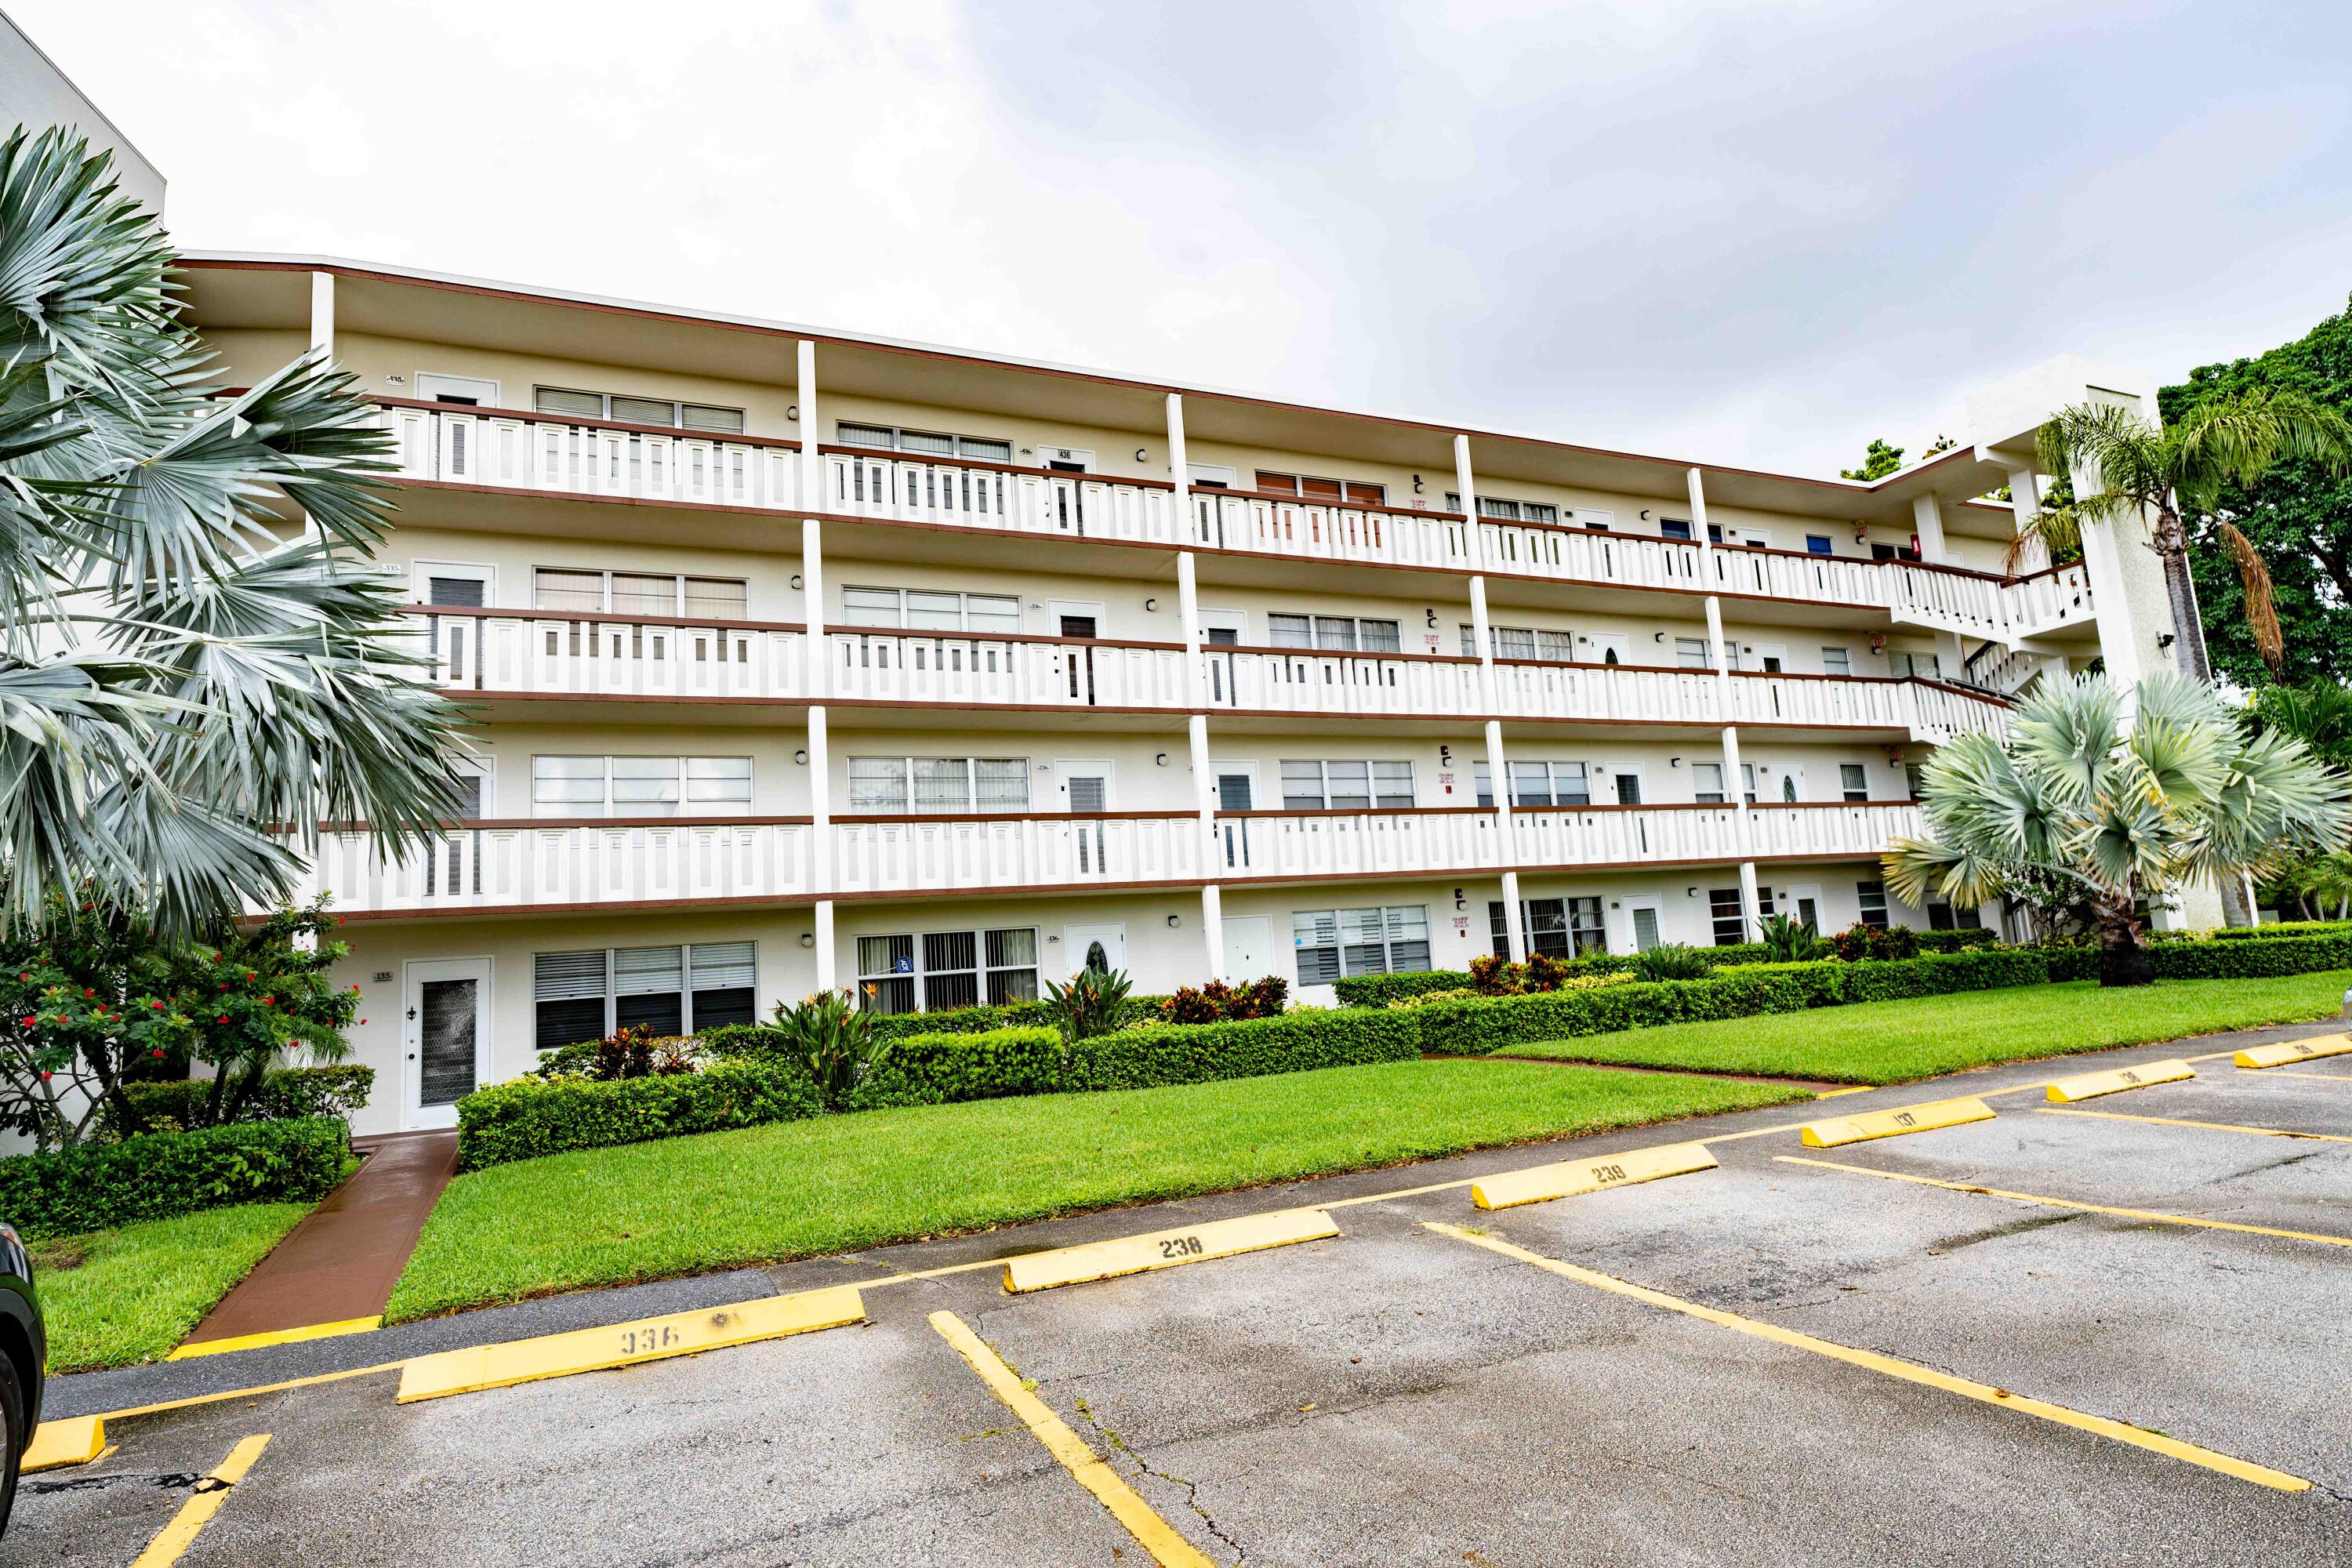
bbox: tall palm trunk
[2092,888,2154,988]
[2151,498,2258,928]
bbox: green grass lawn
[32,1203,313,1372]
[1504,970,2352,1084]
[385,1058,1809,1323]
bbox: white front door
[404,957,492,1130]
[1221,916,1274,982]
[1588,632,1632,666]
[1049,601,1107,704]
[1062,923,1127,978]
[415,372,499,407]
[1788,883,1824,934]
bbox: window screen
[534,950,608,1049]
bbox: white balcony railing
[379,401,800,510]
[829,630,1190,710]
[411,608,805,700]
[375,402,2095,641]
[293,801,1924,916]
[300,818,815,913]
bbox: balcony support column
[1691,464,1762,942]
[1484,717,1524,962]
[1177,549,1206,713]
[1912,494,1969,674]
[308,271,334,361]
[1199,881,1225,984]
[1454,433,1484,570]
[807,704,836,989]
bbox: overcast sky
[14,0,2352,474]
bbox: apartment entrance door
[1039,445,1094,536]
[1056,760,1114,877]
[1063,923,1127,978]
[1221,916,1274,982]
[404,957,491,1131]
[1050,600,1105,705]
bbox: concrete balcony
[372,402,2093,643]
[415,607,805,704]
[301,817,815,918]
[295,801,1918,920]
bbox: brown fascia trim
[180,253,2000,514]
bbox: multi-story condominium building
[182,257,2192,1134]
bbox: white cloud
[10,0,2350,474]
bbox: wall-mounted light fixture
[1136,448,1149,463]
[793,750,808,765]
[1686,887,1699,898]
[1156,753,1169,766]
[789,573,804,590]
[786,405,799,422]
[799,933,815,949]
[1166,914,1181,928]
[1669,756,1682,768]
[1144,597,1157,612]
[1653,631,1665,642]
[2157,632,2177,649]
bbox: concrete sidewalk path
[179,1129,458,1349]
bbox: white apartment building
[181,257,2191,1134]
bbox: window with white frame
[1457,623,1575,662]
[1840,764,1869,801]
[1692,761,1757,806]
[835,422,1014,464]
[1821,646,1853,676]
[532,568,748,619]
[1279,759,1414,811]
[531,756,752,817]
[855,926,1039,1014]
[1472,760,1591,808]
[534,387,746,434]
[1708,887,1772,946]
[1857,880,1890,929]
[847,757,1029,814]
[1488,896,1606,958]
[1294,906,1430,984]
[532,940,756,1048]
[840,585,1022,634]
[1265,614,1402,652]
[1675,637,1711,670]
[1888,650,1942,679]
[1256,470,1387,506]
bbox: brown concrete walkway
[181,1129,459,1348]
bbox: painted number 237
[1158,1236,1207,1259]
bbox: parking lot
[13,1026,2352,1566]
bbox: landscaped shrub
[1758,913,1825,964]
[843,1026,1065,1110]
[769,990,890,1109]
[0,1116,351,1240]
[1065,1010,1421,1090]
[1831,922,1923,962]
[1158,976,1288,1025]
[102,1065,375,1134]
[535,1027,694,1082]
[456,1058,822,1171]
[1413,949,2053,1055]
[1044,964,1134,1041]
[2034,931,2352,983]
[1630,942,1713,982]
[2212,920,2352,941]
[1331,971,1471,1006]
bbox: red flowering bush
[1157,976,1289,1025]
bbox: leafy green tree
[2019,389,2352,681]
[1841,437,1904,481]
[1885,673,2350,985]
[2248,681,2352,916]
[0,898,360,1151]
[2162,296,2352,685]
[0,127,464,936]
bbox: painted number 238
[1158,1236,1207,1259]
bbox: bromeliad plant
[0,127,466,937]
[1756,913,1822,964]
[771,989,889,1109]
[1043,963,1132,1043]
[1628,942,1711,982]
[1886,673,2352,985]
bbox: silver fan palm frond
[0,125,465,935]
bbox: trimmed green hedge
[0,1117,352,1240]
[1414,949,2050,1056]
[702,995,1175,1051]
[2040,932,2352,983]
[101,1065,376,1134]
[457,1058,822,1171]
[840,1011,1423,1109]
[2213,920,2352,942]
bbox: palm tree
[0,126,466,935]
[2014,391,2352,680]
[1884,673,2350,985]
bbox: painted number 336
[1158,1236,1207,1259]
[620,1325,681,1356]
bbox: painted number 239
[620,1325,680,1356]
[1158,1236,1207,1259]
